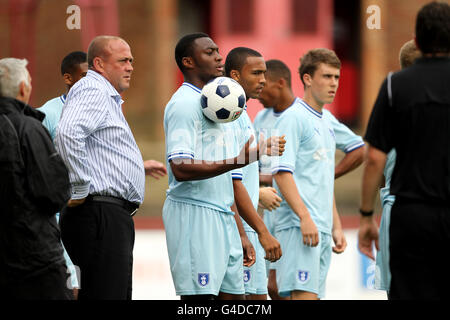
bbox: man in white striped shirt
[55,35,151,300]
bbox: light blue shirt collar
[60,94,67,104]
[182,82,202,93]
[298,98,322,118]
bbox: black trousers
[389,198,450,300]
[60,200,135,300]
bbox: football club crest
[198,273,209,287]
[298,270,309,283]
[243,270,251,283]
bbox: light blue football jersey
[253,100,298,175]
[229,109,260,232]
[164,82,239,213]
[253,107,285,139]
[38,94,66,140]
[380,149,396,206]
[253,100,297,242]
[253,108,277,176]
[325,109,365,154]
[272,99,336,235]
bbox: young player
[254,59,299,300]
[358,39,421,298]
[163,33,283,300]
[39,51,88,140]
[257,58,365,299]
[38,51,88,299]
[225,47,283,300]
[272,49,363,300]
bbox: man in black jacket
[0,57,72,299]
[359,2,450,299]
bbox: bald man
[55,36,148,300]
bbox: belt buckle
[130,208,138,217]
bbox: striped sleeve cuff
[231,172,243,180]
[167,151,194,161]
[272,165,294,174]
[344,141,365,153]
[71,183,90,200]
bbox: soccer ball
[200,77,246,123]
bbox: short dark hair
[415,1,450,54]
[61,51,87,76]
[298,48,341,86]
[175,32,210,73]
[265,59,292,88]
[225,47,262,77]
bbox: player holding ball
[162,33,284,300]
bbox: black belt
[86,195,139,216]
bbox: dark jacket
[0,97,71,286]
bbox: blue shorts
[55,212,79,289]
[275,227,332,299]
[163,198,244,296]
[375,200,393,291]
[243,230,268,295]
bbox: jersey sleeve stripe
[231,173,243,180]
[344,141,365,153]
[271,165,294,174]
[167,152,195,161]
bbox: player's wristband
[359,208,374,217]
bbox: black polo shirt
[365,57,450,204]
